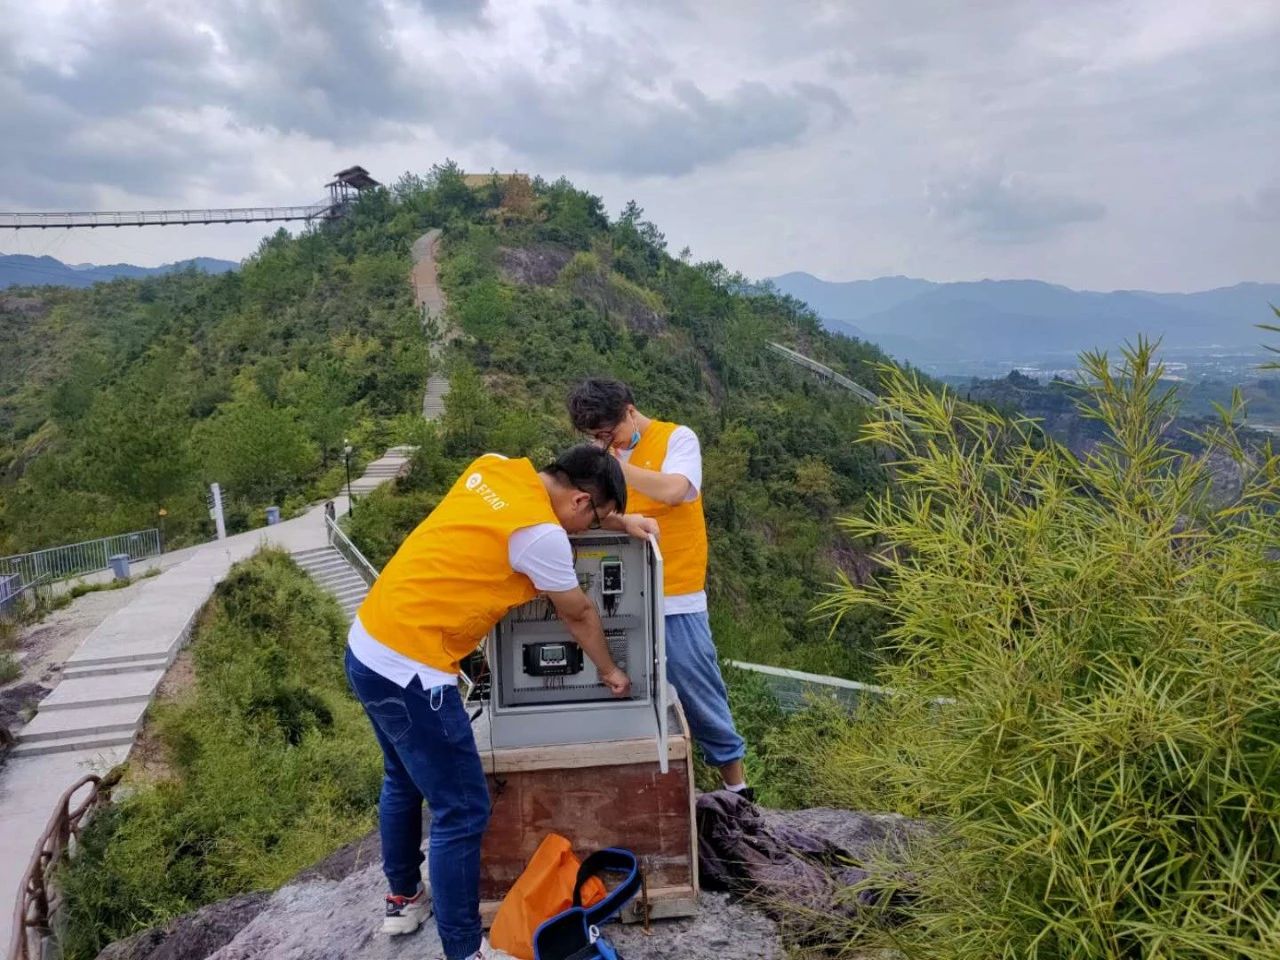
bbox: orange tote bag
[489,834,607,960]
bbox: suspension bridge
[0,166,379,230]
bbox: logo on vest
[463,472,507,510]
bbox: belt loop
[430,685,445,712]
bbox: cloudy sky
[2,0,1277,291]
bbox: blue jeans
[665,612,747,768]
[345,647,490,960]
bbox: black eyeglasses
[575,486,603,529]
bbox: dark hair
[543,444,628,515]
[567,378,635,432]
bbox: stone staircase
[292,547,371,623]
[10,557,218,758]
[413,229,452,424]
[347,445,414,497]
[423,374,450,420]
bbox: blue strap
[535,849,640,960]
[572,848,641,926]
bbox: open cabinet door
[648,534,668,773]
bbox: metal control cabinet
[487,533,669,768]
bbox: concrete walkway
[1,445,418,951]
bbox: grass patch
[56,549,381,960]
[66,567,161,601]
[0,627,17,686]
[0,617,19,684]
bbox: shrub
[811,340,1280,959]
[0,617,18,684]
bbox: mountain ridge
[0,253,238,290]
[768,271,1280,361]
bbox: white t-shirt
[348,522,578,689]
[617,425,707,615]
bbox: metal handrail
[0,529,162,592]
[767,341,883,405]
[767,341,920,427]
[729,660,954,713]
[325,515,380,586]
[0,574,52,620]
[7,770,120,960]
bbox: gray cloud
[446,73,848,177]
[0,0,836,199]
[927,168,1106,242]
[0,0,428,205]
[415,0,491,27]
[1235,182,1280,222]
[0,0,1276,290]
[0,28,238,206]
[219,0,428,140]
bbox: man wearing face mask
[346,444,632,960]
[567,379,751,802]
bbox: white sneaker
[382,883,431,935]
[442,937,498,960]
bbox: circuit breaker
[486,532,668,766]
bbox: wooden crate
[473,704,699,924]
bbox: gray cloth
[695,791,912,932]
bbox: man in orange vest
[567,379,751,800]
[345,445,639,960]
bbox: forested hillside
[0,206,431,554]
[1,165,899,677]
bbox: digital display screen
[601,560,623,594]
[540,644,566,664]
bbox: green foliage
[455,277,515,340]
[539,177,609,248]
[56,551,381,960]
[344,483,440,570]
[803,340,1280,959]
[0,616,18,684]
[197,393,318,502]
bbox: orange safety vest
[357,455,560,673]
[626,420,708,597]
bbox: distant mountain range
[0,254,238,290]
[768,272,1280,362]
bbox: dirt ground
[126,647,198,784]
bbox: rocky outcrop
[95,894,271,960]
[497,244,574,287]
[91,808,915,960]
[0,681,48,761]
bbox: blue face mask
[622,414,641,450]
